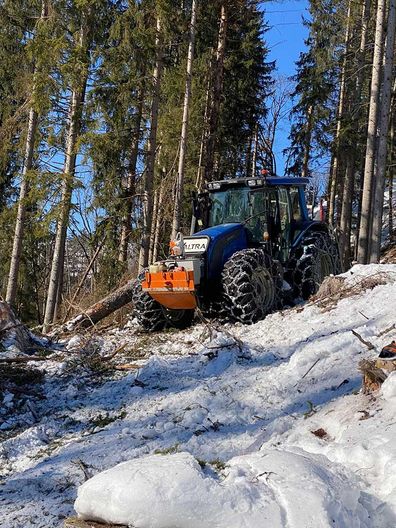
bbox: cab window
[289,187,302,222]
[246,190,278,242]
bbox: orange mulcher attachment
[142,268,197,310]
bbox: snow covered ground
[1,264,396,527]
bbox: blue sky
[261,0,309,174]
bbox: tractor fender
[291,221,333,249]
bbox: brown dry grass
[311,272,392,311]
[381,243,396,264]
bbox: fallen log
[63,280,135,332]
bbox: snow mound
[341,264,396,285]
[381,371,396,401]
[75,450,369,528]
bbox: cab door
[277,188,292,262]
[288,186,306,243]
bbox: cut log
[62,280,135,332]
[0,300,33,353]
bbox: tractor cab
[193,176,309,262]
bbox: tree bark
[251,123,259,177]
[390,162,394,243]
[171,0,197,238]
[328,0,353,227]
[204,3,227,183]
[301,104,313,179]
[369,1,396,262]
[195,63,212,192]
[5,0,48,306]
[152,181,164,262]
[389,95,395,243]
[149,187,159,263]
[138,16,163,270]
[357,0,387,263]
[118,83,145,264]
[339,0,371,266]
[43,23,90,332]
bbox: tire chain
[131,272,167,331]
[221,248,280,324]
[286,231,341,300]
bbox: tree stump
[0,300,33,353]
[359,358,396,394]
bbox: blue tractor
[132,176,341,330]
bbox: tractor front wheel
[221,249,277,324]
[131,274,194,332]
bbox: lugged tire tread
[221,249,279,324]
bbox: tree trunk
[171,0,197,238]
[339,154,355,266]
[369,1,396,262]
[389,94,395,243]
[328,1,353,227]
[138,16,163,271]
[6,108,38,306]
[357,0,387,263]
[118,83,145,264]
[43,24,90,332]
[149,188,159,263]
[301,104,313,179]
[152,182,164,262]
[204,3,227,183]
[251,123,259,177]
[339,0,371,266]
[5,0,48,306]
[390,164,394,243]
[195,64,212,191]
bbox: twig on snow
[299,357,321,382]
[351,330,375,350]
[71,458,93,481]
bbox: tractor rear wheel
[221,249,277,324]
[286,230,341,300]
[131,274,194,331]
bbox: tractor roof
[207,176,309,190]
